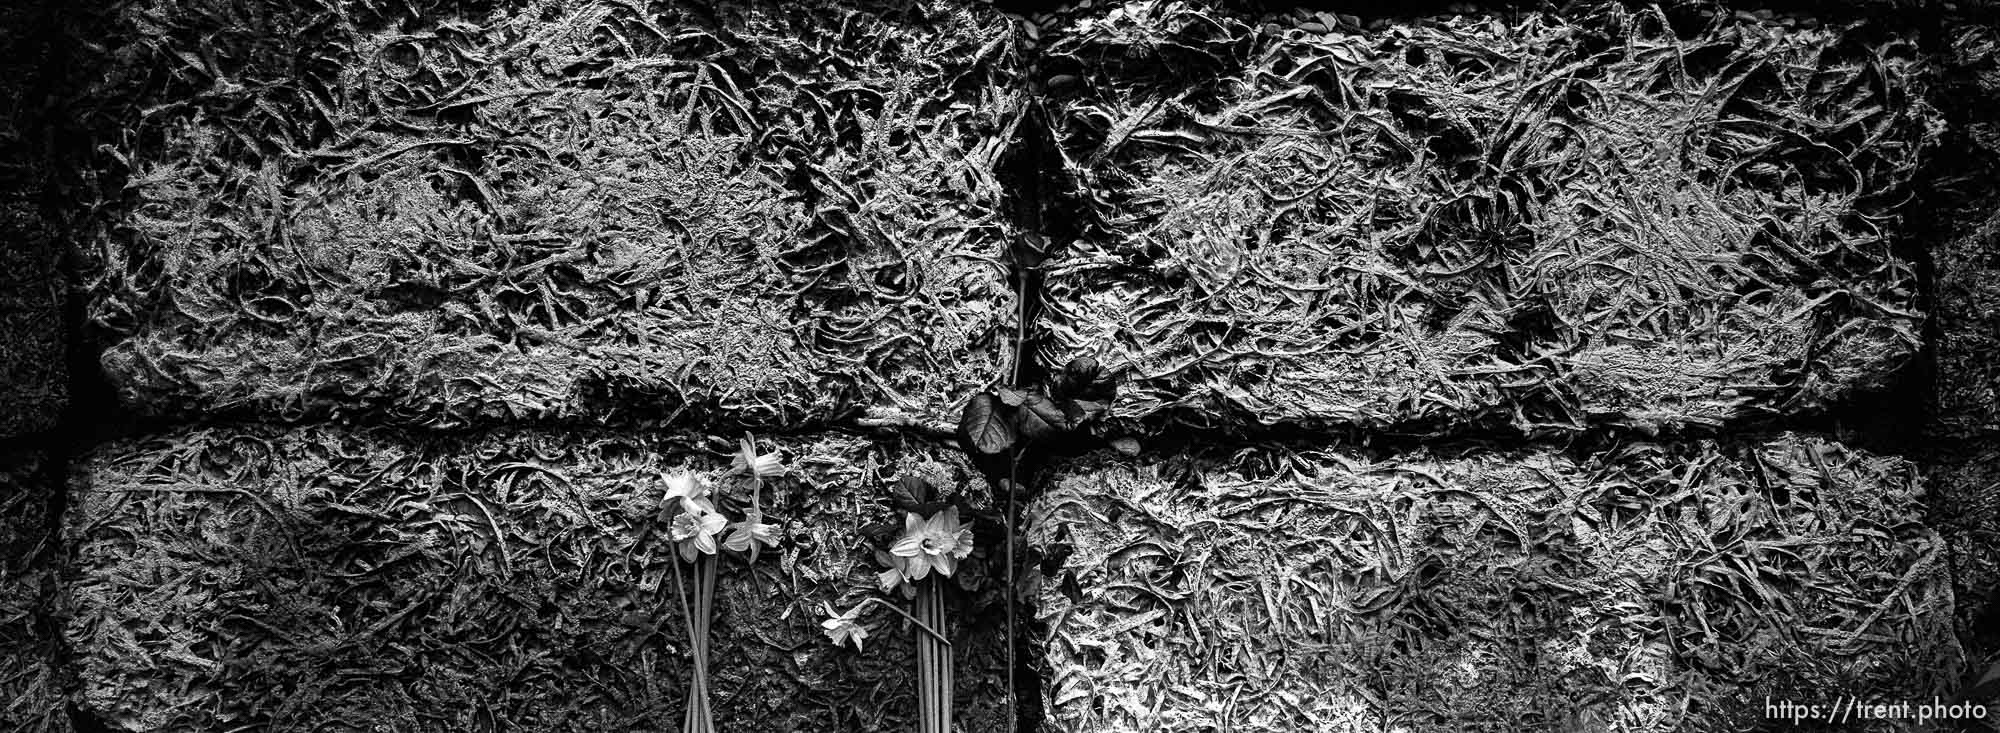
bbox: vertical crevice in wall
[2,0,75,729]
[26,0,137,730]
[988,93,1061,733]
[983,35,1113,723]
[1905,0,2000,683]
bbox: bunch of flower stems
[675,554,717,733]
[914,575,951,733]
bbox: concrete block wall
[3,1,1998,731]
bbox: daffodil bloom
[873,549,913,595]
[723,507,778,562]
[890,507,975,580]
[731,435,784,479]
[877,565,906,594]
[820,603,870,651]
[671,507,728,563]
[663,471,715,515]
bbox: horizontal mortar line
[1075,403,1926,461]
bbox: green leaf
[893,474,933,509]
[1065,399,1108,427]
[958,393,1016,454]
[1019,394,1070,439]
[1063,355,1102,384]
[1054,355,1114,401]
[1016,405,1057,439]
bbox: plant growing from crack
[664,434,785,733]
[957,356,1118,458]
[955,353,1119,730]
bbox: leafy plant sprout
[959,346,1118,732]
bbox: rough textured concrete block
[1028,436,1958,732]
[63,427,1009,732]
[83,0,1022,430]
[2,448,71,733]
[1034,4,1933,436]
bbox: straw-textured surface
[1,448,71,733]
[0,2,65,440]
[83,0,1021,430]
[62,427,1007,732]
[1035,4,1932,435]
[1029,436,1957,732]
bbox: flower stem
[674,556,716,733]
[853,596,950,645]
[918,586,934,733]
[914,577,952,733]
[1005,452,1019,732]
[697,555,716,733]
[1006,245,1028,732]
[939,581,953,733]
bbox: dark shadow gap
[985,93,1077,733]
